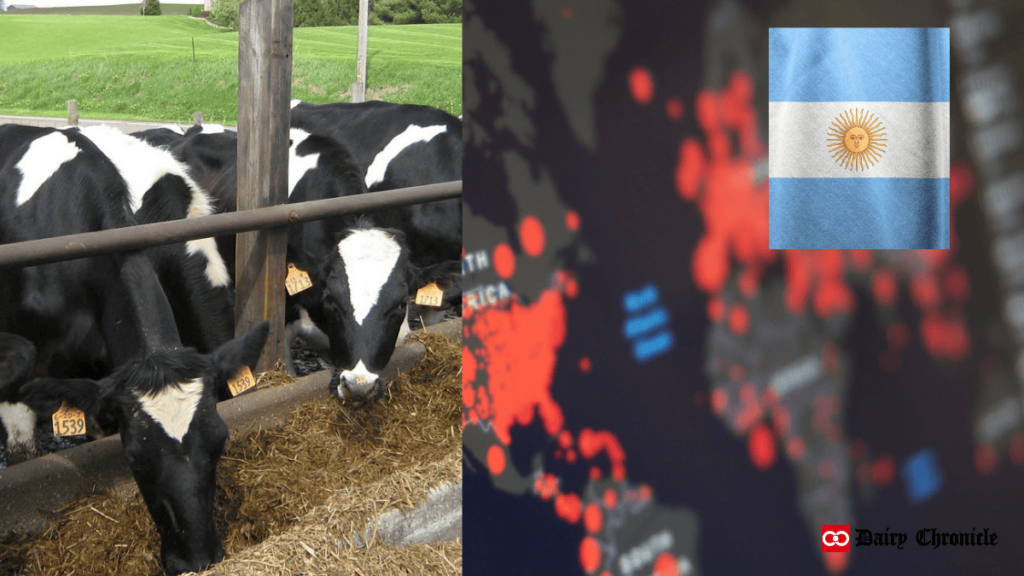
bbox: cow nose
[339,370,380,399]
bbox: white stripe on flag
[769,102,949,179]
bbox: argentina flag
[768,28,950,249]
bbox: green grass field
[0,15,461,123]
[4,4,198,15]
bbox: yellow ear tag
[52,400,86,437]
[415,282,445,307]
[227,365,256,397]
[285,263,313,296]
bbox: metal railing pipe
[0,181,461,269]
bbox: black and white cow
[290,99,461,190]
[20,312,269,576]
[0,124,234,365]
[290,100,462,319]
[0,332,38,464]
[0,124,268,574]
[168,126,460,399]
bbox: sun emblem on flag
[827,108,886,171]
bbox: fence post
[236,0,293,372]
[193,111,204,125]
[67,100,78,126]
[351,0,368,102]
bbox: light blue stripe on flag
[769,28,950,102]
[769,178,950,249]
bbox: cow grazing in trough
[168,126,460,399]
[20,313,269,576]
[0,123,268,574]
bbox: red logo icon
[822,525,851,552]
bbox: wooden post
[236,0,293,372]
[351,0,368,102]
[67,100,78,125]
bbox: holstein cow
[0,125,234,366]
[169,127,460,399]
[0,332,37,463]
[0,123,268,574]
[289,100,463,320]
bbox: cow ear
[409,260,462,293]
[18,378,107,417]
[0,333,36,389]
[211,321,270,381]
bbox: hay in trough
[0,330,461,576]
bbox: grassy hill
[0,15,461,123]
[3,4,199,15]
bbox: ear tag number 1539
[227,365,256,397]
[52,400,86,437]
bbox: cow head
[19,322,269,576]
[0,332,38,464]
[316,226,412,400]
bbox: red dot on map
[824,550,850,574]
[520,215,546,257]
[653,552,679,576]
[602,488,618,509]
[692,235,727,292]
[566,209,581,231]
[579,356,592,373]
[590,466,602,480]
[665,97,684,121]
[871,269,898,305]
[612,464,626,481]
[911,273,941,309]
[872,454,896,487]
[1010,433,1024,466]
[493,243,516,279]
[676,138,705,201]
[565,276,579,299]
[487,444,506,475]
[555,493,582,524]
[748,424,777,470]
[559,430,573,448]
[579,536,601,573]
[463,346,477,385]
[975,443,997,475]
[583,503,603,533]
[628,66,654,105]
[729,304,750,336]
[637,484,653,500]
[707,296,725,322]
[711,388,728,415]
[945,265,971,302]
